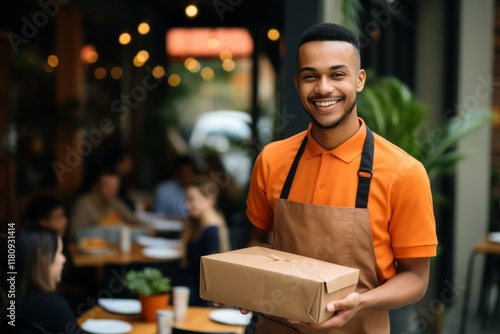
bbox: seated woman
[16,226,82,333]
[180,176,230,306]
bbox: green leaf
[122,267,171,296]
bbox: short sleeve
[246,151,274,230]
[389,162,438,259]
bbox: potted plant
[122,267,171,322]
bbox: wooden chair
[458,236,500,334]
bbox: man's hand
[287,292,361,330]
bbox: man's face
[40,206,68,237]
[96,174,120,202]
[295,41,366,130]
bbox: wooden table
[68,243,178,268]
[78,305,246,333]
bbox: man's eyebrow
[299,64,349,73]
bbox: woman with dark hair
[180,176,230,306]
[16,226,82,333]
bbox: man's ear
[294,74,299,92]
[356,69,366,92]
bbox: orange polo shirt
[246,118,438,283]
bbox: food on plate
[79,237,109,250]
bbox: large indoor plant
[122,267,171,322]
[357,74,492,186]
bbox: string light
[119,33,132,45]
[185,5,198,18]
[47,55,59,67]
[201,67,214,80]
[267,28,280,41]
[138,22,150,35]
[168,74,181,87]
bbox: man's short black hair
[26,196,62,224]
[299,23,360,52]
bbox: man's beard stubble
[307,99,357,130]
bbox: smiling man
[245,23,438,333]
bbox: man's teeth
[315,100,339,106]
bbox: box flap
[324,269,359,293]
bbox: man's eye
[304,74,316,79]
[332,73,344,77]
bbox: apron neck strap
[279,135,308,199]
[279,126,375,209]
[355,126,374,209]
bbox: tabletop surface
[474,236,500,255]
[78,305,247,334]
[68,242,179,267]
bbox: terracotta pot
[138,293,170,322]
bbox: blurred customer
[104,145,136,211]
[180,176,230,306]
[70,166,142,241]
[154,155,198,218]
[26,196,68,239]
[16,226,82,333]
[202,152,245,225]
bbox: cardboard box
[200,246,359,324]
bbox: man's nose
[314,76,334,95]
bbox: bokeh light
[47,55,59,67]
[207,38,220,50]
[94,67,106,80]
[168,74,181,87]
[185,5,198,18]
[152,65,165,79]
[201,67,214,80]
[110,67,123,79]
[119,33,132,45]
[44,63,55,73]
[138,22,150,35]
[184,57,201,73]
[222,59,235,72]
[81,45,98,64]
[136,50,150,63]
[267,28,280,41]
[219,49,232,61]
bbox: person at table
[26,195,68,239]
[16,226,83,334]
[70,165,142,241]
[180,176,230,306]
[154,155,199,218]
[103,145,136,211]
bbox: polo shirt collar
[304,118,367,163]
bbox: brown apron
[254,127,389,334]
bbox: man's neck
[310,115,361,150]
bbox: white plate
[135,235,180,248]
[97,298,141,314]
[81,319,132,334]
[142,247,181,260]
[209,309,253,326]
[488,232,500,243]
[149,219,184,232]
